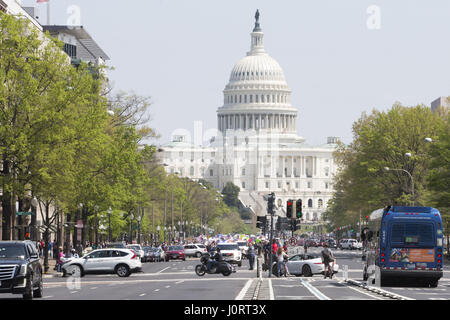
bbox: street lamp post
[137,215,142,244]
[156,225,160,245]
[107,207,112,243]
[384,167,415,206]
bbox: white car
[236,241,249,258]
[284,253,339,277]
[184,244,207,258]
[217,243,242,267]
[127,244,145,261]
[62,248,142,277]
[340,239,359,250]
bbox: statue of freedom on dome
[255,9,260,22]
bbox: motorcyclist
[207,247,223,272]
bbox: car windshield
[168,246,183,251]
[197,245,205,248]
[237,242,247,246]
[129,246,141,250]
[0,244,26,259]
[218,244,239,251]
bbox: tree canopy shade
[222,182,241,208]
[323,104,447,229]
[0,12,252,251]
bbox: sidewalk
[40,257,62,278]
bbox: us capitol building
[157,11,339,222]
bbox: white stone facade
[158,13,338,222]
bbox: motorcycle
[195,253,235,277]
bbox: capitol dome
[217,10,297,134]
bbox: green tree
[325,104,445,228]
[222,182,240,208]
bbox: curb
[345,279,414,300]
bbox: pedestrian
[248,243,256,270]
[321,243,335,279]
[276,247,288,277]
[56,247,64,273]
[304,241,308,254]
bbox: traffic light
[24,226,30,239]
[256,216,266,229]
[267,193,275,214]
[286,200,294,218]
[290,219,301,231]
[276,217,289,231]
[296,199,302,219]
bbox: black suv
[0,241,43,299]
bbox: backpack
[322,249,332,262]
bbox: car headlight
[19,264,27,276]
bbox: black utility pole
[267,192,275,278]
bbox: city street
[1,247,449,301]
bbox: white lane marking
[43,296,54,299]
[154,289,160,292]
[165,285,171,288]
[70,291,78,294]
[235,279,254,300]
[300,279,331,300]
[158,267,171,273]
[90,287,98,290]
[175,280,184,284]
[268,278,274,300]
[344,283,385,300]
[139,293,146,297]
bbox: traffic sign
[289,237,298,246]
[16,212,33,216]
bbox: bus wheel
[429,279,439,288]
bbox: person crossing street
[321,243,335,279]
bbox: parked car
[62,248,142,277]
[0,241,44,300]
[127,244,145,262]
[236,241,249,258]
[142,246,153,262]
[340,239,359,250]
[306,239,319,247]
[284,253,339,277]
[327,239,338,249]
[217,243,242,267]
[165,245,186,261]
[148,247,165,262]
[184,244,207,258]
[107,242,127,249]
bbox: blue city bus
[362,206,444,287]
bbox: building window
[242,168,245,176]
[261,95,264,103]
[307,181,312,189]
[295,182,299,189]
[318,199,323,208]
[190,167,194,175]
[308,199,313,208]
[265,181,269,189]
[242,182,245,189]
[325,182,329,189]
[278,181,282,188]
[179,151,183,157]
[210,169,213,176]
[250,95,253,103]
[256,95,259,103]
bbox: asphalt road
[1,247,449,300]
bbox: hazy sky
[22,0,450,146]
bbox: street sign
[289,237,298,246]
[16,212,33,216]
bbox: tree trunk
[64,212,71,256]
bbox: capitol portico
[157,11,339,222]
